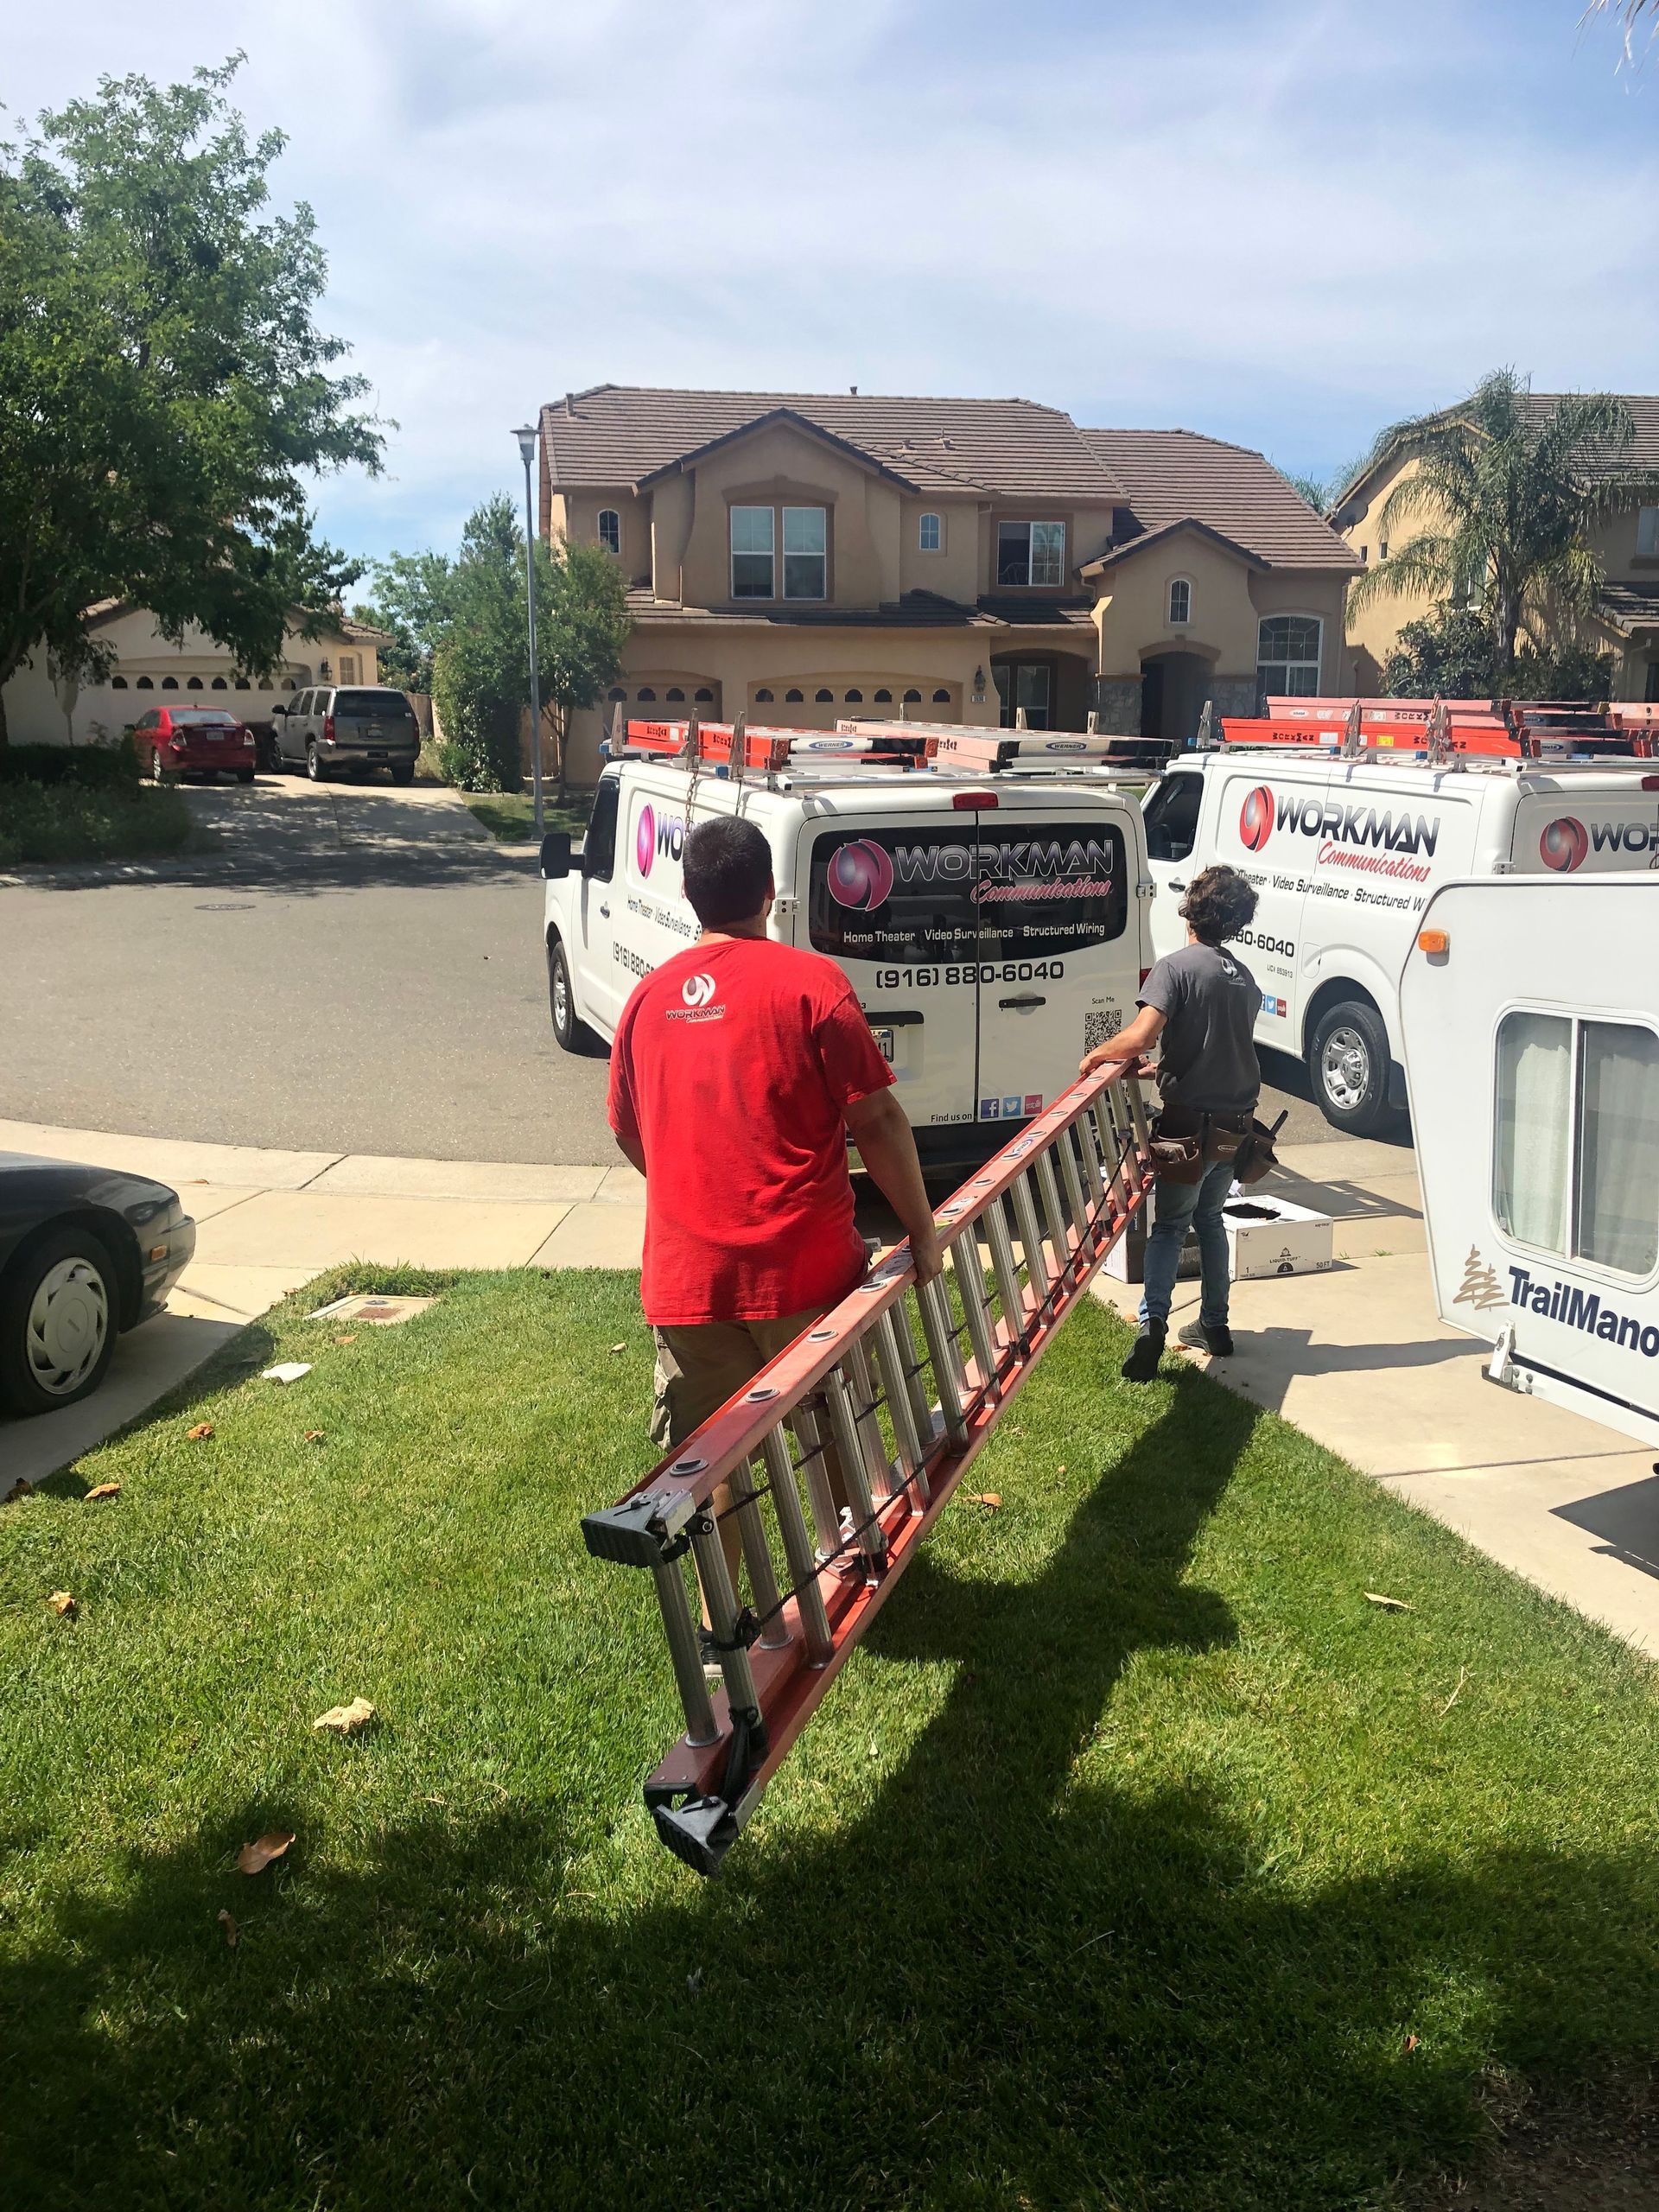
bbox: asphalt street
[3,776,1370,1165]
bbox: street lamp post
[512,422,545,836]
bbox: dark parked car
[271,685,420,784]
[0,1155,196,1416]
[131,705,258,785]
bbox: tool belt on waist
[1148,1100,1284,1187]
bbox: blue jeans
[1139,1157,1234,1331]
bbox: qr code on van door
[1084,1012,1114,1055]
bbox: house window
[996,520,1065,588]
[1638,507,1659,558]
[162,677,178,689]
[1494,1010,1659,1276]
[1378,538,1389,563]
[607,686,627,701]
[731,506,775,597]
[919,512,942,552]
[1168,579,1192,626]
[903,689,922,702]
[666,687,684,702]
[844,689,862,702]
[874,689,893,703]
[211,677,227,690]
[187,677,203,690]
[932,689,950,702]
[1256,615,1322,702]
[755,689,774,702]
[111,675,128,689]
[785,689,804,702]
[1359,545,1369,564]
[783,506,827,600]
[599,509,621,555]
[815,688,833,702]
[695,687,714,702]
[137,676,153,689]
[234,677,250,690]
[637,687,656,702]
[338,654,359,684]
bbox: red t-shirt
[607,937,894,1325]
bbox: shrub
[0,778,191,864]
[0,735,140,788]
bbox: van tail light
[323,714,336,744]
[1140,967,1152,987]
[1643,775,1659,791]
[168,736,187,752]
[951,789,998,809]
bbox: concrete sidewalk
[0,1116,645,1488]
[1094,1135,1659,1658]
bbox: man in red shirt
[607,814,944,1477]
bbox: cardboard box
[1103,1187,1333,1283]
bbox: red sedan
[132,705,257,785]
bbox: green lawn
[0,778,194,864]
[461,787,594,842]
[3,1270,1658,2209]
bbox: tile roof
[1336,392,1659,512]
[1080,430,1359,571]
[543,385,1128,502]
[623,587,1093,631]
[1599,580,1659,631]
[1080,514,1267,578]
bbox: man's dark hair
[682,815,772,925]
[1179,863,1257,945]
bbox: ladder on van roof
[582,1058,1156,1876]
[1217,696,1656,763]
[607,706,1162,781]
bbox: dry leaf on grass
[83,1482,121,1503]
[261,1363,312,1385]
[1403,2033,1421,2054]
[235,1831,295,1874]
[1364,1592,1414,1612]
[332,1333,357,1346]
[303,1430,325,1445]
[964,1492,1001,1510]
[187,1422,215,1442]
[608,1343,626,1355]
[218,1908,240,1948]
[313,1697,376,1736]
[46,1591,76,1618]
[4,1478,33,1505]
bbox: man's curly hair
[1179,863,1258,946]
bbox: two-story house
[538,386,1357,783]
[1333,392,1659,698]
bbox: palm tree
[1346,372,1656,683]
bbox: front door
[994,660,1053,730]
[576,773,623,1032]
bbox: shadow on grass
[4,1374,1656,2209]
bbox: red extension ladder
[582,1061,1157,1875]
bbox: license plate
[873,1027,896,1064]
[368,750,386,760]
[204,732,224,742]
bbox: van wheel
[548,937,596,1052]
[1309,1000,1396,1135]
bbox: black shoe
[1121,1323,1166,1382]
[1178,1319,1235,1357]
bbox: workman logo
[1239,785,1274,852]
[1237,784,1441,883]
[636,804,686,879]
[1539,816,1588,872]
[827,838,896,910]
[681,971,716,1008]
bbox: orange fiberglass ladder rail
[582,1059,1158,1877]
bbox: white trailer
[1400,874,1659,1450]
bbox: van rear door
[1510,784,1659,874]
[968,804,1135,1126]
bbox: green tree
[1347,372,1655,684]
[0,57,383,743]
[429,497,629,799]
[1382,605,1613,702]
[351,551,456,692]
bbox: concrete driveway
[0,776,616,1165]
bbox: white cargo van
[1141,742,1659,1133]
[541,736,1154,1165]
[1402,874,1659,1452]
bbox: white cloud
[8,0,1657,561]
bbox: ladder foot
[652,1794,738,1878]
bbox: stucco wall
[896,497,981,602]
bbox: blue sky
[9,0,1657,575]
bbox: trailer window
[1494,1011,1659,1277]
[1577,1022,1659,1275]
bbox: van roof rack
[1217,696,1656,766]
[607,709,1166,784]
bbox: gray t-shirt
[1139,941,1262,1115]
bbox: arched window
[111,675,128,690]
[815,689,833,702]
[755,689,774,702]
[785,689,804,703]
[637,687,657,702]
[186,676,203,690]
[607,685,626,701]
[1256,614,1323,702]
[932,689,950,703]
[665,687,685,702]
[1168,578,1192,626]
[903,688,922,702]
[162,677,178,690]
[598,509,620,555]
[918,512,942,552]
[874,689,893,703]
[234,677,250,690]
[285,678,299,690]
[211,677,227,690]
[844,688,862,702]
[694,687,714,702]
[137,677,153,689]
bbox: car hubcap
[1321,1026,1370,1112]
[553,963,569,1031]
[26,1258,110,1397]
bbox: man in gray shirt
[1079,863,1262,1381]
